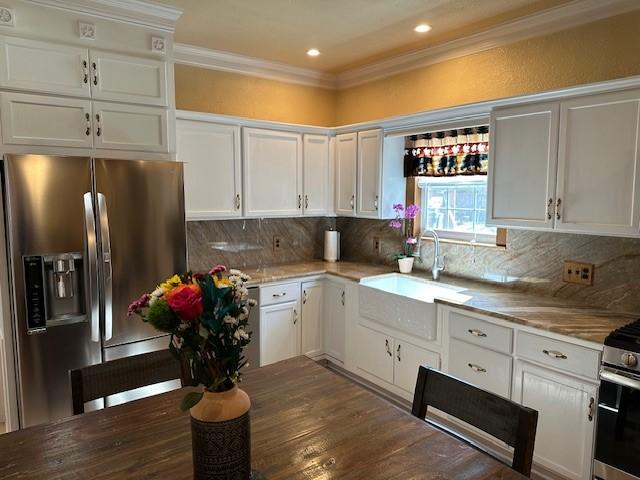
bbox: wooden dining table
[0,356,525,479]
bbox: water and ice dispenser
[23,252,86,333]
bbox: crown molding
[174,43,338,89]
[337,0,640,88]
[25,0,183,32]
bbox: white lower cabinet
[512,360,597,480]
[301,281,323,358]
[448,338,512,398]
[393,340,439,395]
[259,300,300,367]
[356,324,439,397]
[324,280,346,362]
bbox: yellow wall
[175,65,336,126]
[175,11,640,127]
[335,11,640,125]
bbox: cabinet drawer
[516,331,600,379]
[260,282,300,306]
[449,310,513,354]
[448,338,512,398]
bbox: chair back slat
[412,366,538,477]
[70,349,184,415]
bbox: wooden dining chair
[70,349,189,415]
[411,366,538,477]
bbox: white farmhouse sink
[359,274,471,340]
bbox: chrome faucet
[421,229,445,281]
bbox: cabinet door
[513,360,597,480]
[89,50,168,107]
[0,92,93,148]
[243,128,302,217]
[259,300,300,366]
[394,341,439,395]
[556,90,640,236]
[324,281,346,362]
[357,129,382,218]
[176,120,242,219]
[335,133,357,216]
[356,325,393,384]
[302,134,330,216]
[0,36,90,98]
[92,102,168,152]
[487,102,559,229]
[301,281,323,358]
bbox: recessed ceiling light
[306,48,320,57]
[414,24,432,33]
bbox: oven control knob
[622,352,638,368]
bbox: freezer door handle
[83,192,100,343]
[97,193,113,341]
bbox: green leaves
[180,391,204,412]
[146,299,179,332]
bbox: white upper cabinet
[487,102,559,230]
[0,36,90,98]
[177,120,242,220]
[89,50,168,107]
[0,92,93,148]
[243,128,303,217]
[556,90,640,236]
[357,129,382,218]
[335,132,357,216]
[488,88,640,237]
[92,102,168,152]
[302,134,331,216]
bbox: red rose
[166,284,203,322]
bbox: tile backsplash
[187,217,335,272]
[336,218,640,313]
[188,217,640,313]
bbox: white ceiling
[159,0,573,73]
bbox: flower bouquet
[389,203,421,273]
[128,265,256,479]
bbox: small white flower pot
[398,257,414,274]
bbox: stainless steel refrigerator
[2,154,186,428]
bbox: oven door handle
[600,367,640,391]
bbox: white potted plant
[389,203,421,273]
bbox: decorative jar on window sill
[398,256,415,274]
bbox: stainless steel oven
[594,342,640,480]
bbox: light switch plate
[563,260,594,286]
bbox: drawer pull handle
[293,309,297,325]
[396,344,401,362]
[543,349,567,359]
[468,328,487,338]
[302,290,308,304]
[385,339,392,356]
[468,363,486,373]
[272,292,287,298]
[341,290,345,306]
[587,397,595,422]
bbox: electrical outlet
[273,236,282,252]
[373,237,381,255]
[563,260,594,286]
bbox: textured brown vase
[190,387,251,480]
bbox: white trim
[25,0,183,32]
[174,43,337,89]
[337,0,640,88]
[173,0,638,89]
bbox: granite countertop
[239,260,635,345]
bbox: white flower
[223,314,238,325]
[149,286,164,305]
[247,298,257,307]
[233,328,249,341]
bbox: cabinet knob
[302,290,307,304]
[85,112,91,136]
[82,60,88,84]
[293,309,298,325]
[555,198,562,220]
[235,194,241,210]
[468,363,487,373]
[92,61,98,86]
[396,344,401,362]
[304,195,309,209]
[95,113,101,137]
[385,339,392,356]
[546,198,553,220]
[350,195,354,209]
[542,349,567,359]
[298,195,302,209]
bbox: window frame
[415,176,498,245]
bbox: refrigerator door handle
[97,193,113,342]
[83,192,100,343]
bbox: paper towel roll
[324,230,340,262]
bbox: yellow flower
[213,276,232,288]
[160,274,182,293]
